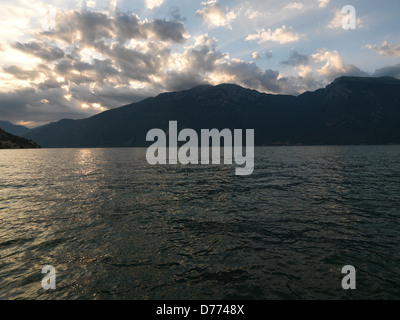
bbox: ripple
[0,146,399,299]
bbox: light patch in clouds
[366,42,400,57]
[298,65,313,79]
[284,2,304,10]
[327,9,344,29]
[251,52,260,60]
[86,1,96,8]
[245,25,301,44]
[243,8,264,20]
[81,102,106,111]
[0,1,47,42]
[16,120,33,127]
[252,51,273,60]
[196,0,237,29]
[317,0,329,8]
[312,49,366,81]
[145,0,165,10]
[312,49,348,78]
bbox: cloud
[40,11,188,45]
[145,0,165,10]
[281,51,309,66]
[252,51,273,60]
[328,9,364,30]
[2,65,46,80]
[251,52,260,60]
[317,0,329,8]
[165,34,283,94]
[196,0,237,29]
[284,3,304,10]
[372,64,400,78]
[264,51,273,60]
[312,49,367,81]
[169,7,186,22]
[0,88,89,125]
[245,25,301,44]
[146,19,189,43]
[214,59,282,93]
[366,42,400,57]
[327,9,343,29]
[13,41,65,61]
[0,8,191,124]
[0,3,383,126]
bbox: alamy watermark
[342,5,357,30]
[41,265,56,290]
[146,121,254,176]
[341,265,356,290]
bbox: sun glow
[80,102,107,111]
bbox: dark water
[0,146,399,300]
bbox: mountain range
[23,76,400,147]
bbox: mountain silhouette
[24,76,400,147]
[0,128,40,149]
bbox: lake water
[0,146,399,299]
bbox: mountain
[24,76,400,147]
[0,128,40,149]
[0,121,31,136]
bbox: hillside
[0,128,40,149]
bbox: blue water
[0,146,399,299]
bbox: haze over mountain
[24,76,400,148]
[0,121,31,137]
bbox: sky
[0,0,399,127]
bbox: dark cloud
[38,80,64,90]
[372,64,400,78]
[2,66,43,80]
[328,65,368,82]
[42,10,113,44]
[13,41,65,61]
[40,10,187,45]
[217,60,281,93]
[188,48,225,73]
[263,51,273,60]
[0,89,86,124]
[164,72,206,91]
[281,51,309,66]
[169,7,186,22]
[113,13,143,40]
[147,19,187,43]
[105,43,164,82]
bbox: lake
[0,146,399,299]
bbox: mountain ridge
[0,121,31,136]
[24,76,400,147]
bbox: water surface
[0,146,399,299]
